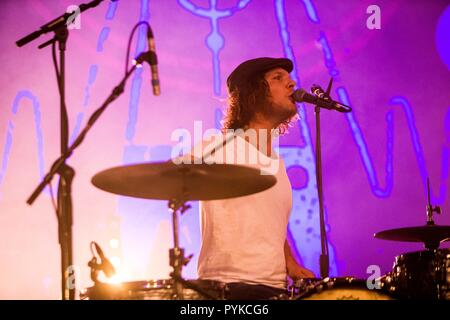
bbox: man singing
[197,57,315,300]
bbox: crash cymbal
[92,161,277,201]
[374,225,450,249]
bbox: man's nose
[287,78,296,89]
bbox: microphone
[292,88,351,113]
[146,26,160,96]
[93,242,116,278]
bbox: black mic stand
[49,24,75,301]
[27,20,74,300]
[313,78,335,279]
[17,0,113,300]
[25,58,144,298]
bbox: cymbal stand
[167,196,221,300]
[426,178,441,226]
[168,198,191,299]
[424,178,442,250]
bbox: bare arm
[284,239,315,279]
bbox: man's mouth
[289,95,295,103]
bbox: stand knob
[183,254,194,266]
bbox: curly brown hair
[221,72,296,134]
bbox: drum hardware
[166,197,201,299]
[375,178,448,251]
[426,177,442,226]
[287,278,321,298]
[374,178,449,250]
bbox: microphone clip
[309,81,352,113]
[88,241,116,282]
[311,84,330,100]
[88,256,101,283]
[134,50,157,66]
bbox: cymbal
[374,225,450,249]
[91,161,277,201]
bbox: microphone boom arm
[27,59,139,205]
[16,0,108,48]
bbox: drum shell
[81,279,227,300]
[389,249,450,300]
[293,277,395,300]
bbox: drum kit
[80,161,450,300]
[81,161,276,300]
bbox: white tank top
[197,135,292,289]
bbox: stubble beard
[263,100,298,128]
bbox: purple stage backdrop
[0,0,449,299]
